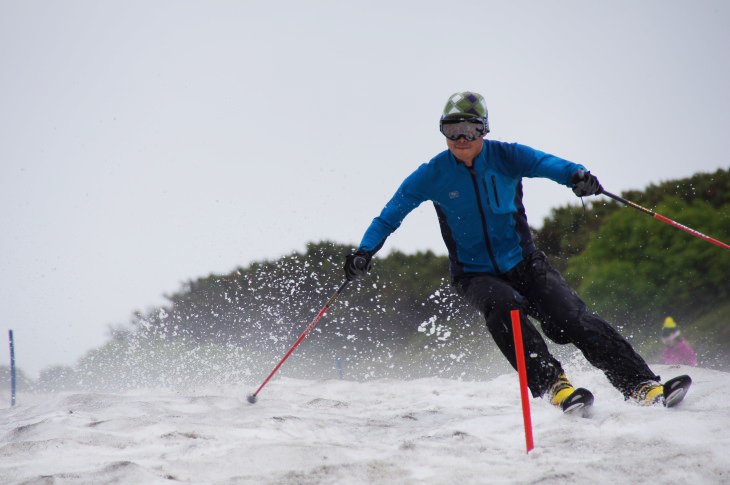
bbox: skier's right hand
[344,251,372,281]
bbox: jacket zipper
[469,169,501,273]
[490,175,501,208]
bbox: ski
[663,375,692,408]
[562,387,594,417]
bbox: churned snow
[2,365,729,484]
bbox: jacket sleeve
[358,166,429,255]
[510,143,586,185]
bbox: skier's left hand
[571,169,603,197]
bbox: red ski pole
[510,310,534,453]
[247,279,350,404]
[602,190,730,251]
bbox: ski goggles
[661,329,680,344]
[439,120,486,141]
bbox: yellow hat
[662,316,681,341]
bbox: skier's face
[662,335,678,346]
[446,136,483,167]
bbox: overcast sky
[2,1,729,377]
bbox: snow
[2,365,729,484]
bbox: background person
[661,316,698,367]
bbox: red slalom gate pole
[510,309,534,453]
[602,190,730,251]
[247,280,350,404]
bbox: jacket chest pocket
[482,172,517,214]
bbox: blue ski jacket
[358,139,585,277]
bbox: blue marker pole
[9,330,16,406]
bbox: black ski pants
[454,251,658,398]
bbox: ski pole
[247,279,350,404]
[602,190,730,251]
[9,330,16,407]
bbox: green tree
[567,196,730,337]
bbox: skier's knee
[541,321,572,344]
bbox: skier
[660,317,698,367]
[344,91,686,409]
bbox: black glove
[344,250,372,281]
[570,169,603,197]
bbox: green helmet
[440,91,489,133]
